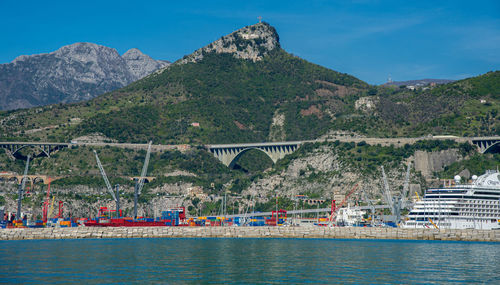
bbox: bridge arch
[484,141,500,154]
[32,177,45,184]
[472,138,500,154]
[228,147,275,168]
[10,144,50,157]
[208,142,301,167]
[0,142,69,160]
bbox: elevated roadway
[1,136,498,162]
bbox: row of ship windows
[464,219,497,223]
[409,218,496,223]
[410,212,498,217]
[461,207,499,211]
[470,200,499,204]
[426,196,499,200]
[458,205,499,209]
[422,204,499,208]
[405,222,452,226]
[461,213,498,217]
[409,218,452,223]
[409,212,459,216]
[413,207,499,211]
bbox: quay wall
[1,227,499,242]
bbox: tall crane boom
[134,141,152,218]
[330,183,359,221]
[137,141,152,195]
[93,150,117,201]
[17,155,31,220]
[401,162,411,209]
[381,166,394,210]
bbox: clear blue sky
[1,0,498,84]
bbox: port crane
[380,162,412,223]
[329,183,359,222]
[94,150,120,218]
[361,189,375,226]
[16,155,30,220]
[134,141,152,218]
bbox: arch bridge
[471,137,500,154]
[207,141,302,168]
[0,142,69,159]
[0,173,63,189]
[129,176,156,183]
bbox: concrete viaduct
[206,136,500,167]
[206,141,301,167]
[0,142,69,159]
[0,136,499,167]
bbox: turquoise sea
[1,238,499,284]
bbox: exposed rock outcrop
[414,149,462,178]
[175,22,280,66]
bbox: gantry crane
[361,189,375,226]
[94,150,120,218]
[381,162,412,223]
[134,141,152,218]
[16,155,30,220]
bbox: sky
[1,0,499,84]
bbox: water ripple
[0,238,499,284]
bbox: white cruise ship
[402,170,500,230]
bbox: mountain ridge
[0,42,170,110]
[382,78,455,87]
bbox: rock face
[122,48,170,79]
[414,149,462,178]
[176,22,280,66]
[0,43,170,110]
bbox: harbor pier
[1,227,499,242]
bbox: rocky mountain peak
[53,42,120,62]
[177,22,280,65]
[122,48,146,59]
[0,42,169,110]
[123,48,170,79]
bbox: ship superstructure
[402,170,500,230]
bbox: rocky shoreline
[1,227,499,242]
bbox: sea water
[1,238,499,284]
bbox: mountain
[0,43,170,110]
[382,79,455,87]
[0,22,498,145]
[0,22,368,143]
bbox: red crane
[56,201,64,218]
[330,183,359,221]
[42,177,51,222]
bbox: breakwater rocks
[1,227,499,242]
